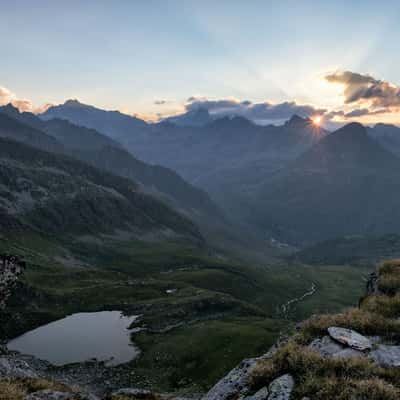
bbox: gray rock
[370,345,400,367]
[0,356,37,378]
[202,347,278,400]
[308,336,344,357]
[327,327,372,351]
[367,336,382,345]
[332,348,365,360]
[24,390,77,400]
[244,386,269,400]
[111,388,153,398]
[268,374,294,400]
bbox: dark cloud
[154,99,168,105]
[325,71,400,108]
[185,97,326,123]
[344,108,371,118]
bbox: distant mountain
[0,137,202,243]
[42,99,148,140]
[249,122,400,243]
[39,102,327,229]
[0,113,62,153]
[42,118,121,151]
[292,233,400,266]
[368,123,400,156]
[1,107,269,261]
[0,105,222,223]
[163,108,213,127]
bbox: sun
[312,115,322,126]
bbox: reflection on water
[7,311,139,366]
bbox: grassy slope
[0,233,371,392]
[249,260,400,400]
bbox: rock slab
[370,345,400,367]
[268,374,294,400]
[327,327,372,351]
[308,336,344,357]
[244,386,269,400]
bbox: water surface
[7,311,139,366]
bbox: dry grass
[378,260,400,294]
[362,293,400,318]
[247,260,400,399]
[251,343,400,399]
[0,378,73,400]
[296,376,400,400]
[297,307,400,343]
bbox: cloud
[325,71,400,109]
[184,96,326,124]
[0,86,13,104]
[0,85,52,113]
[343,108,387,118]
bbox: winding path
[281,282,316,319]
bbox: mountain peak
[0,103,20,115]
[63,99,86,107]
[331,122,367,140]
[286,114,308,126]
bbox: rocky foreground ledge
[2,260,400,399]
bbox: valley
[0,230,369,392]
[0,101,395,396]
[3,4,400,398]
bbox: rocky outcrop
[370,345,400,367]
[327,327,372,351]
[202,346,280,400]
[267,375,294,400]
[0,254,25,310]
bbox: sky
[2,0,400,126]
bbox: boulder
[268,374,294,400]
[308,336,344,357]
[243,386,269,400]
[327,327,372,351]
[202,347,278,400]
[332,348,365,360]
[370,345,400,367]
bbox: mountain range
[250,123,400,243]
[0,105,226,228]
[40,100,400,245]
[0,135,202,243]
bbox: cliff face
[0,255,25,310]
